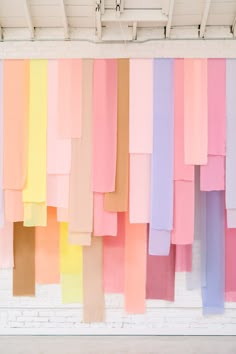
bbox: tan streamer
[83,237,105,322]
[13,222,35,296]
[104,59,129,212]
[68,60,93,246]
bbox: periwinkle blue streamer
[0,61,4,227]
[187,167,206,289]
[149,59,174,255]
[202,191,225,315]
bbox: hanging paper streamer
[225,227,236,302]
[174,59,194,182]
[57,208,69,223]
[129,154,151,223]
[124,213,147,313]
[186,167,207,290]
[0,222,13,269]
[60,222,83,303]
[207,59,226,156]
[92,59,117,193]
[58,59,82,139]
[13,222,35,296]
[200,156,225,191]
[47,60,71,175]
[184,59,208,165]
[104,59,129,212]
[83,237,104,322]
[93,193,117,236]
[200,59,226,192]
[149,59,174,255]
[24,203,47,227]
[23,60,48,226]
[175,245,192,272]
[146,242,176,301]
[68,60,93,246]
[129,59,153,153]
[3,60,29,190]
[226,59,236,228]
[47,175,69,209]
[35,208,60,284]
[103,212,125,293]
[202,191,225,315]
[0,62,4,227]
[171,180,195,245]
[5,190,24,222]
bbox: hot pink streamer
[58,59,82,138]
[172,181,194,245]
[225,227,236,302]
[93,193,117,236]
[129,59,153,154]
[175,245,192,272]
[0,222,13,268]
[92,59,117,193]
[103,213,125,293]
[129,154,151,223]
[184,59,208,165]
[200,59,226,191]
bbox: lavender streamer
[149,59,174,256]
[202,191,225,315]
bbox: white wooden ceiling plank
[65,5,95,17]
[0,17,26,27]
[0,0,25,16]
[207,13,235,25]
[68,17,96,27]
[172,14,202,26]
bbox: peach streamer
[3,60,29,190]
[5,190,24,222]
[184,59,208,165]
[83,237,104,322]
[92,59,117,193]
[58,59,82,138]
[124,213,147,313]
[103,213,125,293]
[104,59,129,212]
[35,208,60,284]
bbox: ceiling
[0,0,235,41]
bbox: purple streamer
[202,191,225,315]
[149,59,174,255]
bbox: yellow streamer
[23,60,48,225]
[60,223,83,303]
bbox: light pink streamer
[129,154,151,223]
[0,222,13,268]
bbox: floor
[0,336,235,354]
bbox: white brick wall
[0,269,235,335]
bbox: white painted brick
[49,317,66,323]
[23,310,38,316]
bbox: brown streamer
[104,59,129,212]
[83,237,105,322]
[13,222,35,296]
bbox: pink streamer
[0,222,13,268]
[92,60,117,193]
[93,193,117,236]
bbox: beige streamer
[68,60,93,246]
[104,59,129,212]
[83,237,105,323]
